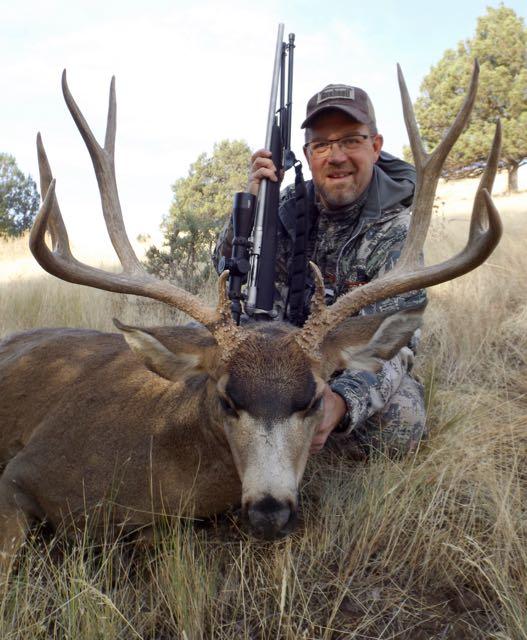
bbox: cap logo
[317,86,355,104]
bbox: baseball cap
[301,84,376,129]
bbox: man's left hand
[310,384,347,454]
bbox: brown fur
[0,327,239,551]
[0,310,421,566]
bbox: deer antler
[296,61,503,356]
[30,72,242,353]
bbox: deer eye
[219,395,238,418]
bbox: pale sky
[1,0,525,250]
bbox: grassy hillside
[0,185,525,639]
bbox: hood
[279,151,416,240]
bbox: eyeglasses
[304,134,373,157]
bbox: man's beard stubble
[315,181,363,211]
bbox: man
[214,84,426,457]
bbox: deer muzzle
[245,495,297,539]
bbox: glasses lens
[311,141,329,156]
[341,136,366,151]
[309,135,369,157]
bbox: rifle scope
[224,24,297,323]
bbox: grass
[0,188,525,639]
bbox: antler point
[61,70,70,95]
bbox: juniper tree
[0,153,40,238]
[408,5,526,191]
[146,139,251,290]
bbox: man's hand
[310,384,347,455]
[247,149,282,196]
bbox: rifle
[220,24,299,325]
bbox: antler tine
[429,60,479,172]
[104,76,117,156]
[30,73,243,338]
[309,262,326,317]
[470,119,501,239]
[30,178,106,285]
[399,61,479,174]
[298,183,501,343]
[395,61,479,271]
[213,271,246,359]
[30,177,219,325]
[216,270,235,323]
[61,70,142,274]
[294,262,326,355]
[397,64,426,171]
[36,133,72,257]
[295,62,502,356]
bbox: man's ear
[113,319,217,381]
[372,133,383,161]
[320,305,425,378]
[303,142,312,169]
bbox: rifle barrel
[286,33,295,152]
[280,41,286,140]
[246,23,285,312]
[264,24,285,148]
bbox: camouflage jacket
[213,151,427,431]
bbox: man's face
[304,111,383,209]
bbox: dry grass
[0,185,526,639]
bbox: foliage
[0,153,40,238]
[406,5,527,191]
[146,140,251,291]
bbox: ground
[0,172,525,639]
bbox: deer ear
[113,319,210,381]
[320,305,425,377]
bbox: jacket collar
[279,153,415,240]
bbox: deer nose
[246,495,297,539]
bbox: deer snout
[246,495,297,539]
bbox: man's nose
[327,142,348,162]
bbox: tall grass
[0,192,525,638]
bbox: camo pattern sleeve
[330,349,415,435]
[358,208,427,315]
[329,207,426,433]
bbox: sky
[1,0,525,250]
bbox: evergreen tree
[0,154,40,237]
[409,5,526,191]
[146,139,251,290]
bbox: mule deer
[0,63,501,567]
